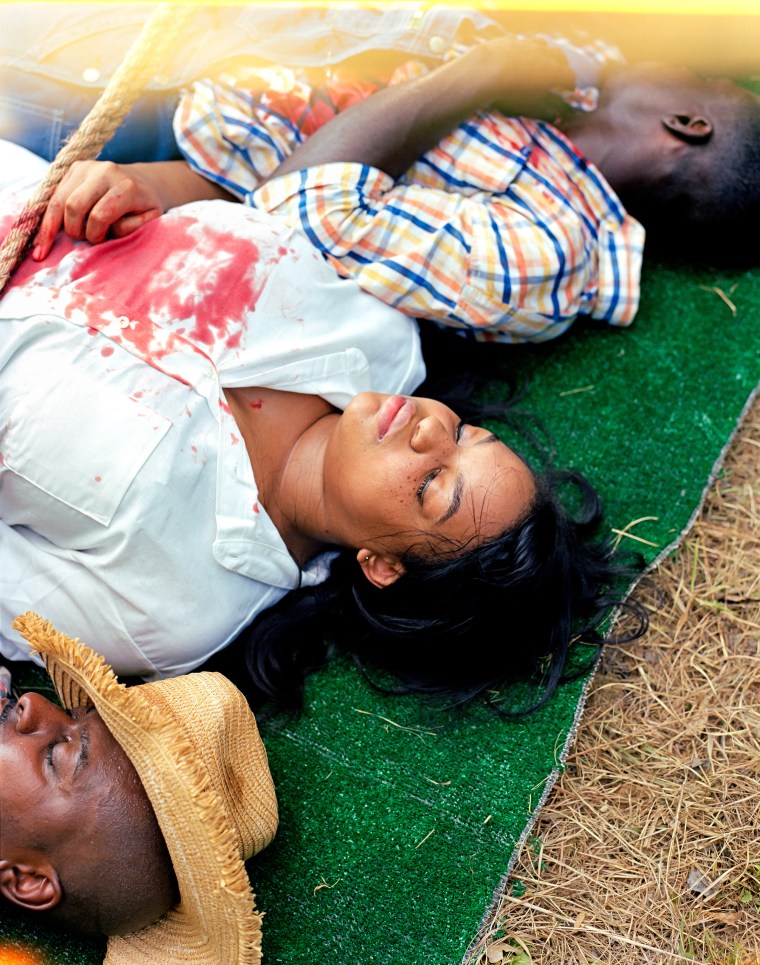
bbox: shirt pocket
[3,370,171,526]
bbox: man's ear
[0,859,62,911]
[661,113,713,144]
[356,549,405,589]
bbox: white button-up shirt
[0,151,424,678]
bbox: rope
[0,2,197,294]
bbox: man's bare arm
[270,37,574,181]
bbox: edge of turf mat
[249,247,760,963]
[2,252,758,965]
[463,382,759,964]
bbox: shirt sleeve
[172,30,621,200]
[252,158,640,345]
[175,76,297,200]
[180,40,640,344]
[174,65,395,200]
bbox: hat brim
[105,906,253,965]
[13,612,272,965]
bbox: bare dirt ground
[473,395,759,965]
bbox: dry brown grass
[472,395,760,965]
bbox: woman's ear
[0,858,62,911]
[356,549,405,588]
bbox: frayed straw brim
[12,612,278,965]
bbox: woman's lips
[377,395,414,440]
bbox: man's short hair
[50,780,177,936]
[636,88,760,266]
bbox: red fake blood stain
[0,195,83,291]
[2,238,80,294]
[101,346,114,357]
[94,476,102,483]
[0,212,17,238]
[63,286,199,387]
[230,433,239,445]
[249,398,263,409]
[252,502,259,514]
[63,213,271,355]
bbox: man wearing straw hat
[0,611,278,964]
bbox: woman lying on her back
[219,328,646,717]
[0,141,645,720]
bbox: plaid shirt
[175,44,644,344]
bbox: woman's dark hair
[209,331,648,716]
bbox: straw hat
[11,611,279,965]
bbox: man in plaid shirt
[31,17,760,345]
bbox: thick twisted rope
[0,2,197,294]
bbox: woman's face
[321,393,536,581]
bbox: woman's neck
[224,386,339,566]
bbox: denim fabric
[0,78,182,161]
[0,3,501,161]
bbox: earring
[364,555,370,562]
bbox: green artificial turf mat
[249,258,759,965]
[2,250,757,965]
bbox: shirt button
[82,66,101,84]
[118,316,130,329]
[428,35,446,55]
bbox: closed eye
[416,422,464,504]
[45,736,68,769]
[416,468,440,503]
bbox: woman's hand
[32,159,236,261]
[33,160,166,260]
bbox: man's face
[562,60,759,208]
[0,692,145,878]
[598,61,759,135]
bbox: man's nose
[15,692,63,735]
